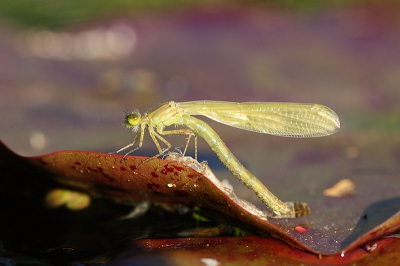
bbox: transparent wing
[177,101,340,137]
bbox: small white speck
[200,258,220,266]
[221,179,233,190]
[29,130,47,150]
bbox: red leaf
[112,236,400,265]
[1,139,400,261]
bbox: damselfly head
[124,110,141,132]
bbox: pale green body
[118,101,340,218]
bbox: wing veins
[178,101,340,137]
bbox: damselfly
[117,101,340,218]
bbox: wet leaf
[1,139,399,264]
[111,236,400,265]
[17,143,316,252]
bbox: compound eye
[125,112,141,128]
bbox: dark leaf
[1,140,399,263]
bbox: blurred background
[1,0,400,205]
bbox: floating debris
[323,179,355,197]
